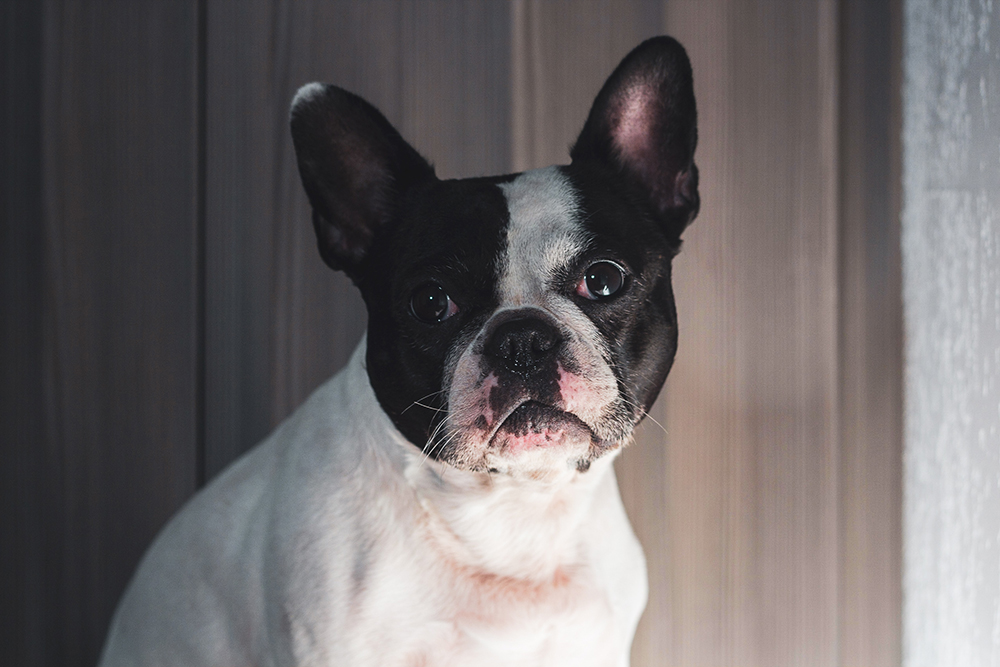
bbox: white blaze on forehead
[497,167,587,304]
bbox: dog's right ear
[290,83,436,279]
[571,37,699,246]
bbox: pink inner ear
[611,83,673,211]
[613,83,657,162]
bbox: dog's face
[291,37,698,477]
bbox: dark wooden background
[1,1,901,665]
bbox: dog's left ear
[290,83,436,280]
[571,36,699,243]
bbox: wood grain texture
[838,0,903,664]
[204,0,512,479]
[634,1,842,664]
[510,0,664,172]
[3,2,201,665]
[1,2,45,664]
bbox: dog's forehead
[497,166,587,304]
[391,177,508,278]
[392,167,588,300]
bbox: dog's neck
[344,338,620,583]
[402,448,617,582]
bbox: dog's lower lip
[488,401,594,447]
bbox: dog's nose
[484,318,563,376]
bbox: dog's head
[290,37,698,478]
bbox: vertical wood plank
[639,1,842,664]
[838,0,903,664]
[509,0,664,171]
[204,0,512,478]
[1,1,45,664]
[11,2,201,664]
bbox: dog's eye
[409,283,458,323]
[576,261,626,300]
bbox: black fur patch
[358,176,514,451]
[558,162,679,417]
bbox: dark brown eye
[409,283,457,323]
[577,261,626,300]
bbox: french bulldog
[100,35,698,667]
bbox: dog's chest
[380,565,624,667]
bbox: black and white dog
[100,36,698,667]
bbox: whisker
[418,427,461,473]
[410,401,446,413]
[416,415,460,472]
[616,395,668,436]
[401,389,447,414]
[588,358,669,439]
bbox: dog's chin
[488,401,594,452]
[430,398,636,477]
[471,401,600,477]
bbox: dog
[99,35,698,667]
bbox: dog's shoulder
[102,342,398,664]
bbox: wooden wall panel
[1,2,46,665]
[838,0,903,664]
[204,0,512,479]
[627,1,843,665]
[509,0,664,172]
[41,2,202,662]
[0,2,201,665]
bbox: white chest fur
[100,341,647,667]
[341,460,645,666]
[364,565,625,667]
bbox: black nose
[484,318,562,376]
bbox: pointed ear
[571,36,699,242]
[290,83,435,277]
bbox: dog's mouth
[488,400,596,452]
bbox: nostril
[484,317,563,375]
[532,330,557,354]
